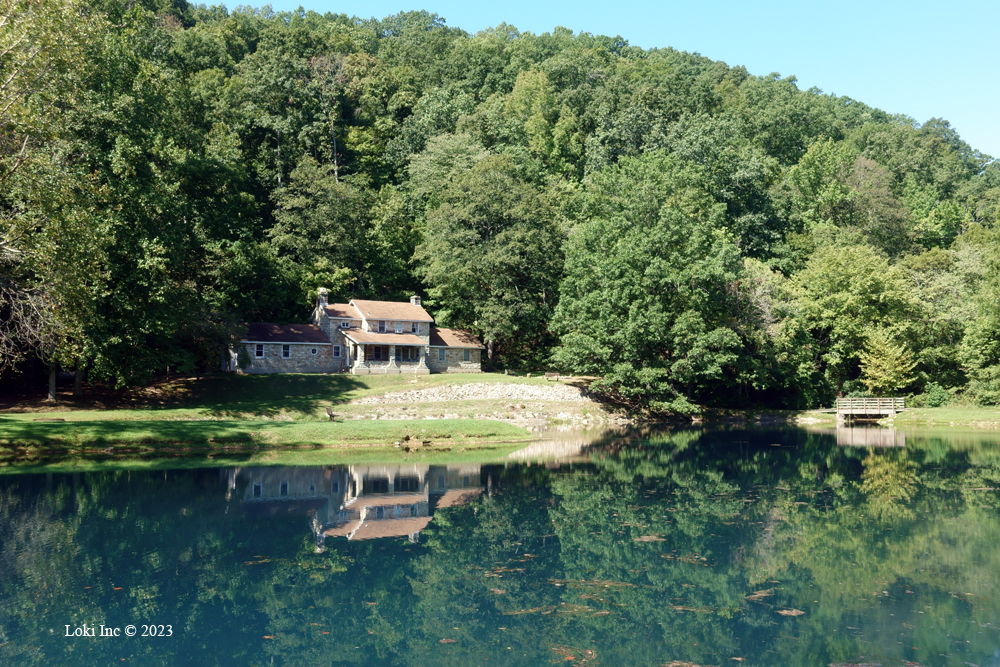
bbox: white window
[280,481,288,496]
[333,345,341,357]
[377,320,386,333]
[438,348,445,362]
[255,344,264,358]
[282,344,290,358]
[411,322,418,333]
[395,322,403,334]
[310,348,317,355]
[463,349,471,362]
[340,320,350,329]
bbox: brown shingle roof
[348,517,432,540]
[435,488,482,508]
[323,303,361,320]
[342,331,427,346]
[323,521,360,538]
[350,299,433,322]
[241,323,331,344]
[429,327,484,348]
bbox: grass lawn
[0,373,546,470]
[890,407,1000,427]
[0,372,562,421]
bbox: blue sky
[259,0,999,159]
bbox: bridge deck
[836,397,904,417]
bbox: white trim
[333,345,341,358]
[241,341,331,346]
[428,345,485,349]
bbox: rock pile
[352,382,584,405]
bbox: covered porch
[342,331,430,375]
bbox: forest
[2,0,999,411]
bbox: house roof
[350,299,434,322]
[429,327,485,348]
[348,517,433,540]
[323,521,360,538]
[435,488,483,508]
[323,303,361,320]
[241,323,331,344]
[342,331,428,346]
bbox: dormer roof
[323,303,361,320]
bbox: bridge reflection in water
[805,426,906,448]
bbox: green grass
[0,373,568,472]
[890,406,1000,427]
[1,372,561,421]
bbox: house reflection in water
[226,464,488,549]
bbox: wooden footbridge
[836,397,905,420]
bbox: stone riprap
[352,382,585,405]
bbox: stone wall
[427,348,482,373]
[240,343,338,374]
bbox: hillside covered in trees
[2,0,999,411]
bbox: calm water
[2,425,1000,666]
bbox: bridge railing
[835,397,905,413]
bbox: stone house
[230,290,484,375]
[229,323,335,374]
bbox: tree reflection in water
[1,425,999,666]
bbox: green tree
[858,327,917,395]
[415,154,563,369]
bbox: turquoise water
[2,425,1000,666]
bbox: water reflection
[3,424,1000,667]
[803,425,907,447]
[227,464,491,546]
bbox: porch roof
[342,330,427,346]
[349,516,433,540]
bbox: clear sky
[258,0,999,159]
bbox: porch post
[387,345,398,372]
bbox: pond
[2,424,1000,666]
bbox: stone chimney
[318,288,328,307]
[410,295,421,306]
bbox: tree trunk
[47,362,56,401]
[486,339,495,372]
[74,363,83,396]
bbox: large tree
[415,154,562,369]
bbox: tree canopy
[1,0,997,408]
